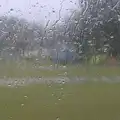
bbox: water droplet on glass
[61,88,63,90]
[10,8,14,11]
[21,103,24,107]
[50,65,53,67]
[32,5,36,7]
[62,81,65,84]
[36,58,39,61]
[101,8,104,11]
[36,2,39,4]
[22,80,25,85]
[14,79,18,84]
[24,96,28,99]
[63,66,66,68]
[110,36,114,39]
[75,20,78,24]
[52,10,55,13]
[56,117,60,120]
[58,98,61,101]
[38,77,42,80]
[118,15,120,21]
[0,20,2,23]
[8,83,12,87]
[64,72,67,76]
[9,116,12,119]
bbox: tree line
[0,0,120,61]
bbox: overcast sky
[0,0,78,23]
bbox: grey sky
[0,0,78,23]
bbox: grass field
[0,60,120,120]
[0,60,120,78]
[0,83,120,120]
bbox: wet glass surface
[0,0,120,120]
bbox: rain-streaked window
[0,0,120,120]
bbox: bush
[89,54,107,65]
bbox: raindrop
[9,116,12,119]
[62,80,65,84]
[36,58,39,61]
[22,80,25,85]
[50,65,53,67]
[58,98,61,101]
[110,36,114,39]
[10,8,14,11]
[75,20,78,24]
[63,66,66,68]
[52,10,55,13]
[21,103,24,107]
[61,88,63,90]
[24,95,28,99]
[49,85,52,88]
[118,15,120,22]
[11,47,15,50]
[36,2,39,5]
[101,8,104,11]
[14,79,18,84]
[56,117,60,120]
[8,83,12,87]
[64,72,67,76]
[38,77,42,80]
[0,19,2,23]
[32,5,36,7]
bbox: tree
[0,16,44,58]
[66,0,120,58]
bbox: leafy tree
[66,0,120,58]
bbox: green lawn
[0,83,120,120]
[0,60,65,78]
[0,60,120,78]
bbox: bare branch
[52,0,65,26]
[82,1,89,16]
[111,0,120,11]
[44,20,50,31]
